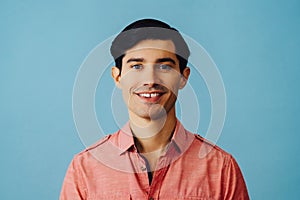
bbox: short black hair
[110,19,190,74]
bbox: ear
[112,66,122,88]
[179,67,190,89]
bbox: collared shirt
[60,120,249,200]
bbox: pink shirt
[60,120,249,199]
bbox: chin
[133,106,167,121]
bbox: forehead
[124,39,176,57]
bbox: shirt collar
[117,119,194,155]
[118,121,135,155]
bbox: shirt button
[141,166,147,171]
[149,197,154,200]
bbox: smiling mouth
[135,92,165,103]
[138,93,161,98]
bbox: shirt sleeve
[222,155,250,200]
[60,156,87,200]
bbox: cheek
[162,76,182,94]
[120,73,139,90]
[121,91,130,106]
[119,74,139,104]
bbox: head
[110,19,191,124]
[110,18,190,74]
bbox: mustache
[133,84,168,93]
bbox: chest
[84,159,223,200]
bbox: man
[60,19,249,199]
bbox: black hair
[110,19,190,74]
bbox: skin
[112,39,190,171]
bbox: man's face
[112,39,190,121]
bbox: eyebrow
[126,58,144,63]
[126,57,176,64]
[156,57,176,65]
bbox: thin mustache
[133,85,167,93]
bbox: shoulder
[73,131,120,161]
[79,135,110,153]
[192,134,249,199]
[192,133,233,161]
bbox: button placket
[140,165,147,171]
[135,152,147,172]
[148,164,170,200]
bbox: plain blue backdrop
[1,0,299,199]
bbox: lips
[138,93,160,98]
[135,91,165,103]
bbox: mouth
[135,91,165,103]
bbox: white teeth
[140,93,150,97]
[150,93,159,97]
[139,93,160,98]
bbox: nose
[141,65,160,86]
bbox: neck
[129,107,177,153]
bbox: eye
[131,64,143,70]
[158,64,172,71]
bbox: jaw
[128,105,176,127]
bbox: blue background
[1,0,299,199]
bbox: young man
[60,19,249,199]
